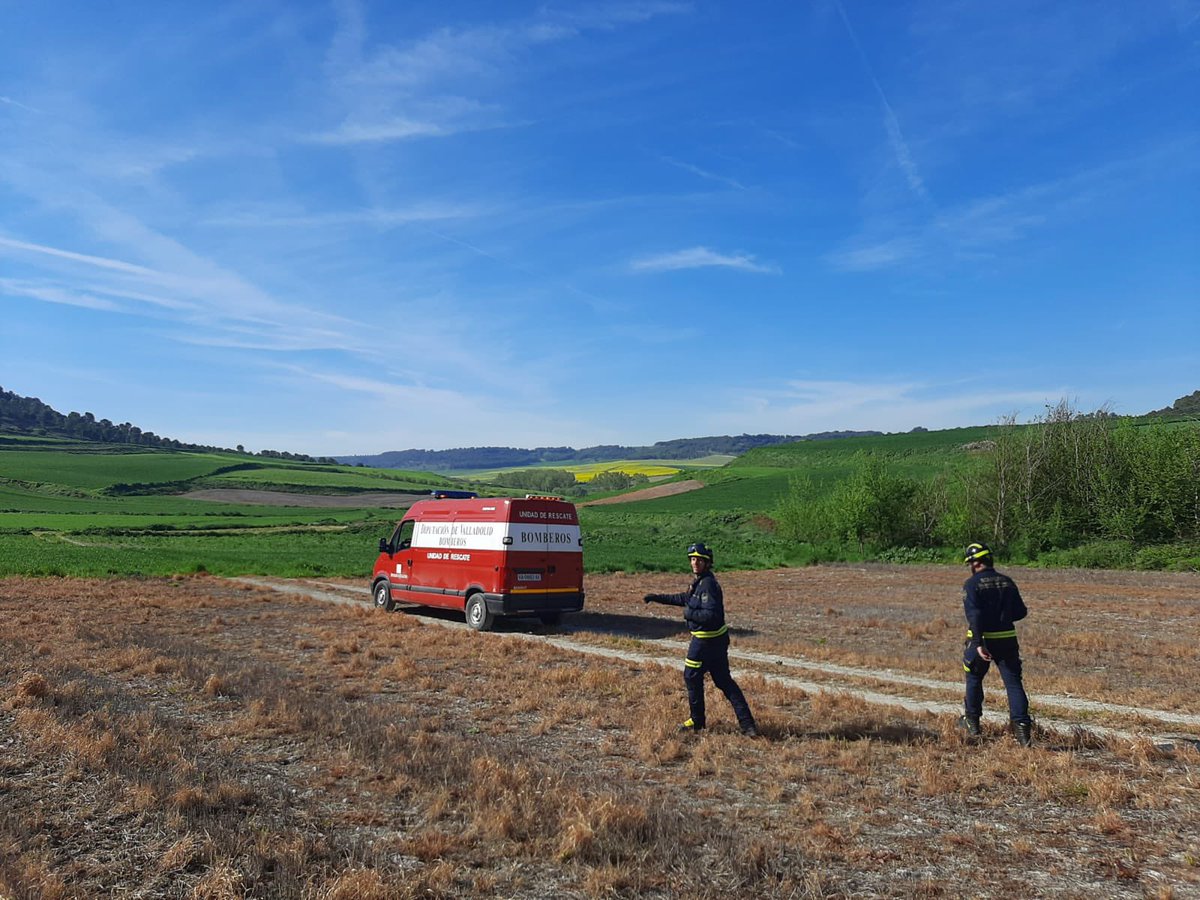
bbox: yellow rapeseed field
[566,461,680,482]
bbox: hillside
[337,430,884,472]
[0,386,335,464]
[1145,389,1200,418]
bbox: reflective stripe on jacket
[962,567,1027,643]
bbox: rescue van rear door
[507,501,582,592]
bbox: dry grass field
[1,564,1198,899]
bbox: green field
[3,418,1197,577]
[205,464,447,492]
[0,444,443,577]
[0,437,813,576]
[0,449,234,491]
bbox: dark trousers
[963,637,1030,723]
[684,633,755,729]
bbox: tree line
[338,431,884,471]
[0,386,336,464]
[488,467,650,496]
[776,402,1200,566]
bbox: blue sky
[2,1,1197,455]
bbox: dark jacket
[649,571,726,635]
[962,566,1028,642]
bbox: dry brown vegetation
[1,565,1198,898]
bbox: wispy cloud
[0,95,42,114]
[551,3,694,30]
[827,238,920,272]
[630,246,779,274]
[0,235,158,276]
[0,278,121,312]
[1,275,194,313]
[832,0,928,203]
[660,156,747,191]
[716,378,1071,434]
[203,203,482,229]
[0,225,363,354]
[306,118,455,145]
[319,3,690,146]
[275,363,606,451]
[306,99,516,145]
[828,139,1197,272]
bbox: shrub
[1034,540,1137,569]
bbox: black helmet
[687,542,714,564]
[964,542,992,563]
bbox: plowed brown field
[1,565,1198,898]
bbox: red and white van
[371,495,585,630]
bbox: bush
[1133,543,1200,572]
[584,471,648,493]
[774,455,928,551]
[1033,540,1137,570]
[491,468,578,494]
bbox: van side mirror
[379,538,391,554]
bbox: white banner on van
[507,523,582,552]
[413,521,581,553]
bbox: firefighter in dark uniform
[959,542,1033,746]
[644,542,759,736]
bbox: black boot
[1014,720,1032,747]
[740,721,760,737]
[957,714,981,736]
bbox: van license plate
[517,573,542,582]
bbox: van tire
[465,594,494,632]
[373,580,395,612]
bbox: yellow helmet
[964,542,992,563]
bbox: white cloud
[204,202,481,229]
[828,238,920,271]
[0,278,121,312]
[708,378,1071,435]
[630,246,779,274]
[319,4,689,146]
[829,140,1197,272]
[0,235,157,276]
[307,117,453,145]
[0,224,364,355]
[660,156,747,191]
[277,365,605,453]
[832,0,928,203]
[0,95,41,113]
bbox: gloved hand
[643,594,657,604]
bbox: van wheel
[373,580,395,612]
[465,594,494,632]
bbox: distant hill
[337,431,884,472]
[1145,390,1200,418]
[0,385,336,464]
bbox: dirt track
[577,479,704,505]
[243,565,1200,744]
